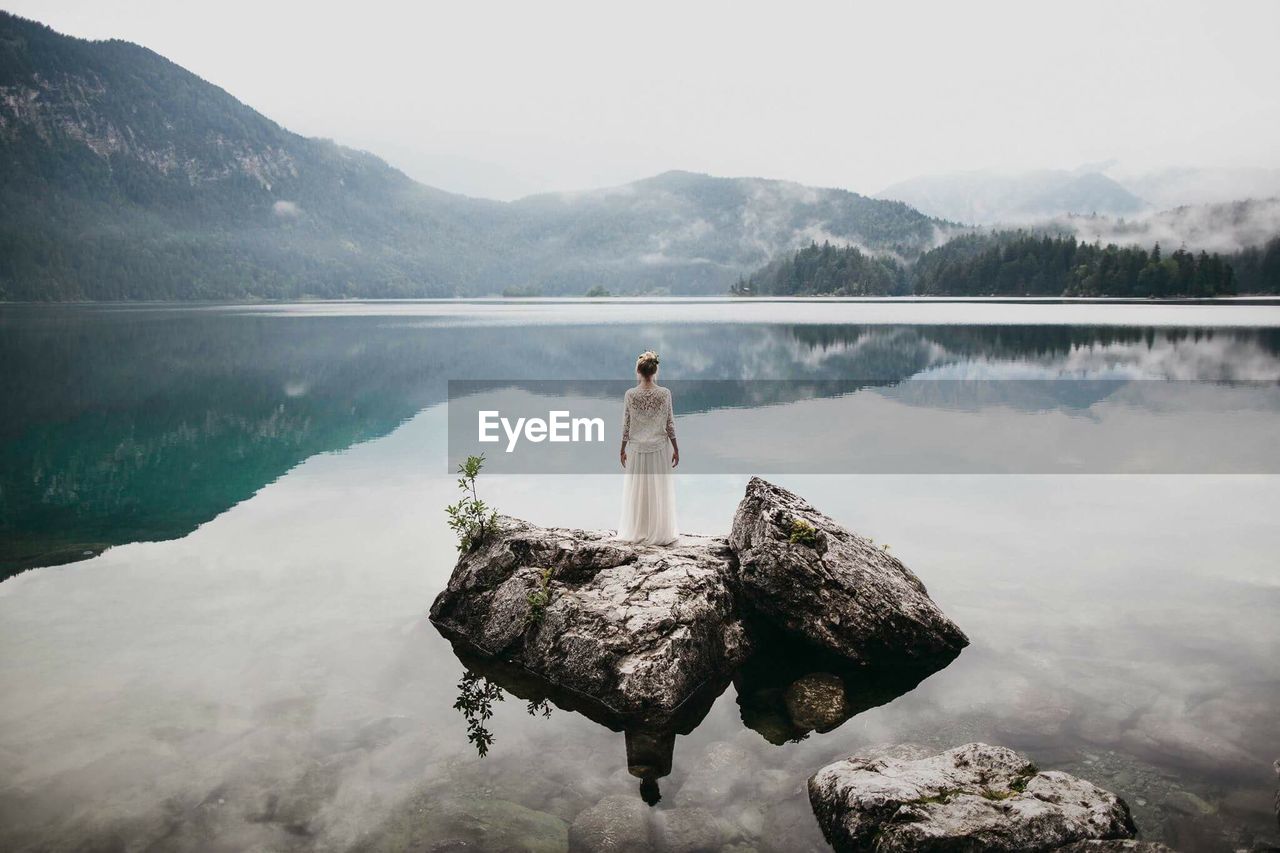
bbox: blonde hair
[636,350,660,378]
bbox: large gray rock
[432,479,968,726]
[654,806,726,852]
[568,794,651,852]
[808,742,1137,852]
[430,518,752,720]
[730,477,969,664]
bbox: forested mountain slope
[0,12,947,299]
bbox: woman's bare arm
[666,390,679,468]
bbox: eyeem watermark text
[449,380,1280,474]
[479,410,605,452]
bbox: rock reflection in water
[448,639,729,806]
[446,632,958,806]
[735,629,961,744]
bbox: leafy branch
[453,670,505,757]
[446,454,499,553]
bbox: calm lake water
[1,300,1278,852]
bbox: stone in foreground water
[808,742,1137,852]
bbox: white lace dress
[618,384,679,545]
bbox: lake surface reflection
[0,301,1277,852]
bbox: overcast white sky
[7,0,1280,200]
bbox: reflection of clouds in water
[688,387,1280,473]
[912,335,1280,381]
[786,328,950,373]
[705,326,949,381]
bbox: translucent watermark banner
[447,380,1280,474]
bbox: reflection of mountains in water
[3,308,1278,576]
[445,632,959,806]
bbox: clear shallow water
[1,302,1278,852]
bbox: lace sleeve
[621,390,631,442]
[664,389,676,441]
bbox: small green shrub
[789,518,819,547]
[445,454,499,553]
[526,566,555,624]
[1009,766,1037,793]
[904,787,963,806]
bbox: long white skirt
[618,442,678,546]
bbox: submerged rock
[357,792,569,853]
[654,806,726,853]
[729,477,969,664]
[808,742,1137,852]
[674,740,759,807]
[568,794,651,852]
[430,519,752,720]
[784,672,849,733]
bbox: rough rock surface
[808,742,1137,852]
[429,518,752,719]
[784,672,851,733]
[1054,842,1178,852]
[730,477,969,664]
[568,793,651,852]
[674,740,760,807]
[654,806,726,852]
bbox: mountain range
[876,165,1280,228]
[2,11,1277,301]
[876,168,1148,225]
[1106,166,1280,210]
[0,12,945,300]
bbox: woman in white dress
[618,351,680,545]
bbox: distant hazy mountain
[1101,166,1280,210]
[0,12,943,300]
[877,169,1147,225]
[500,170,944,294]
